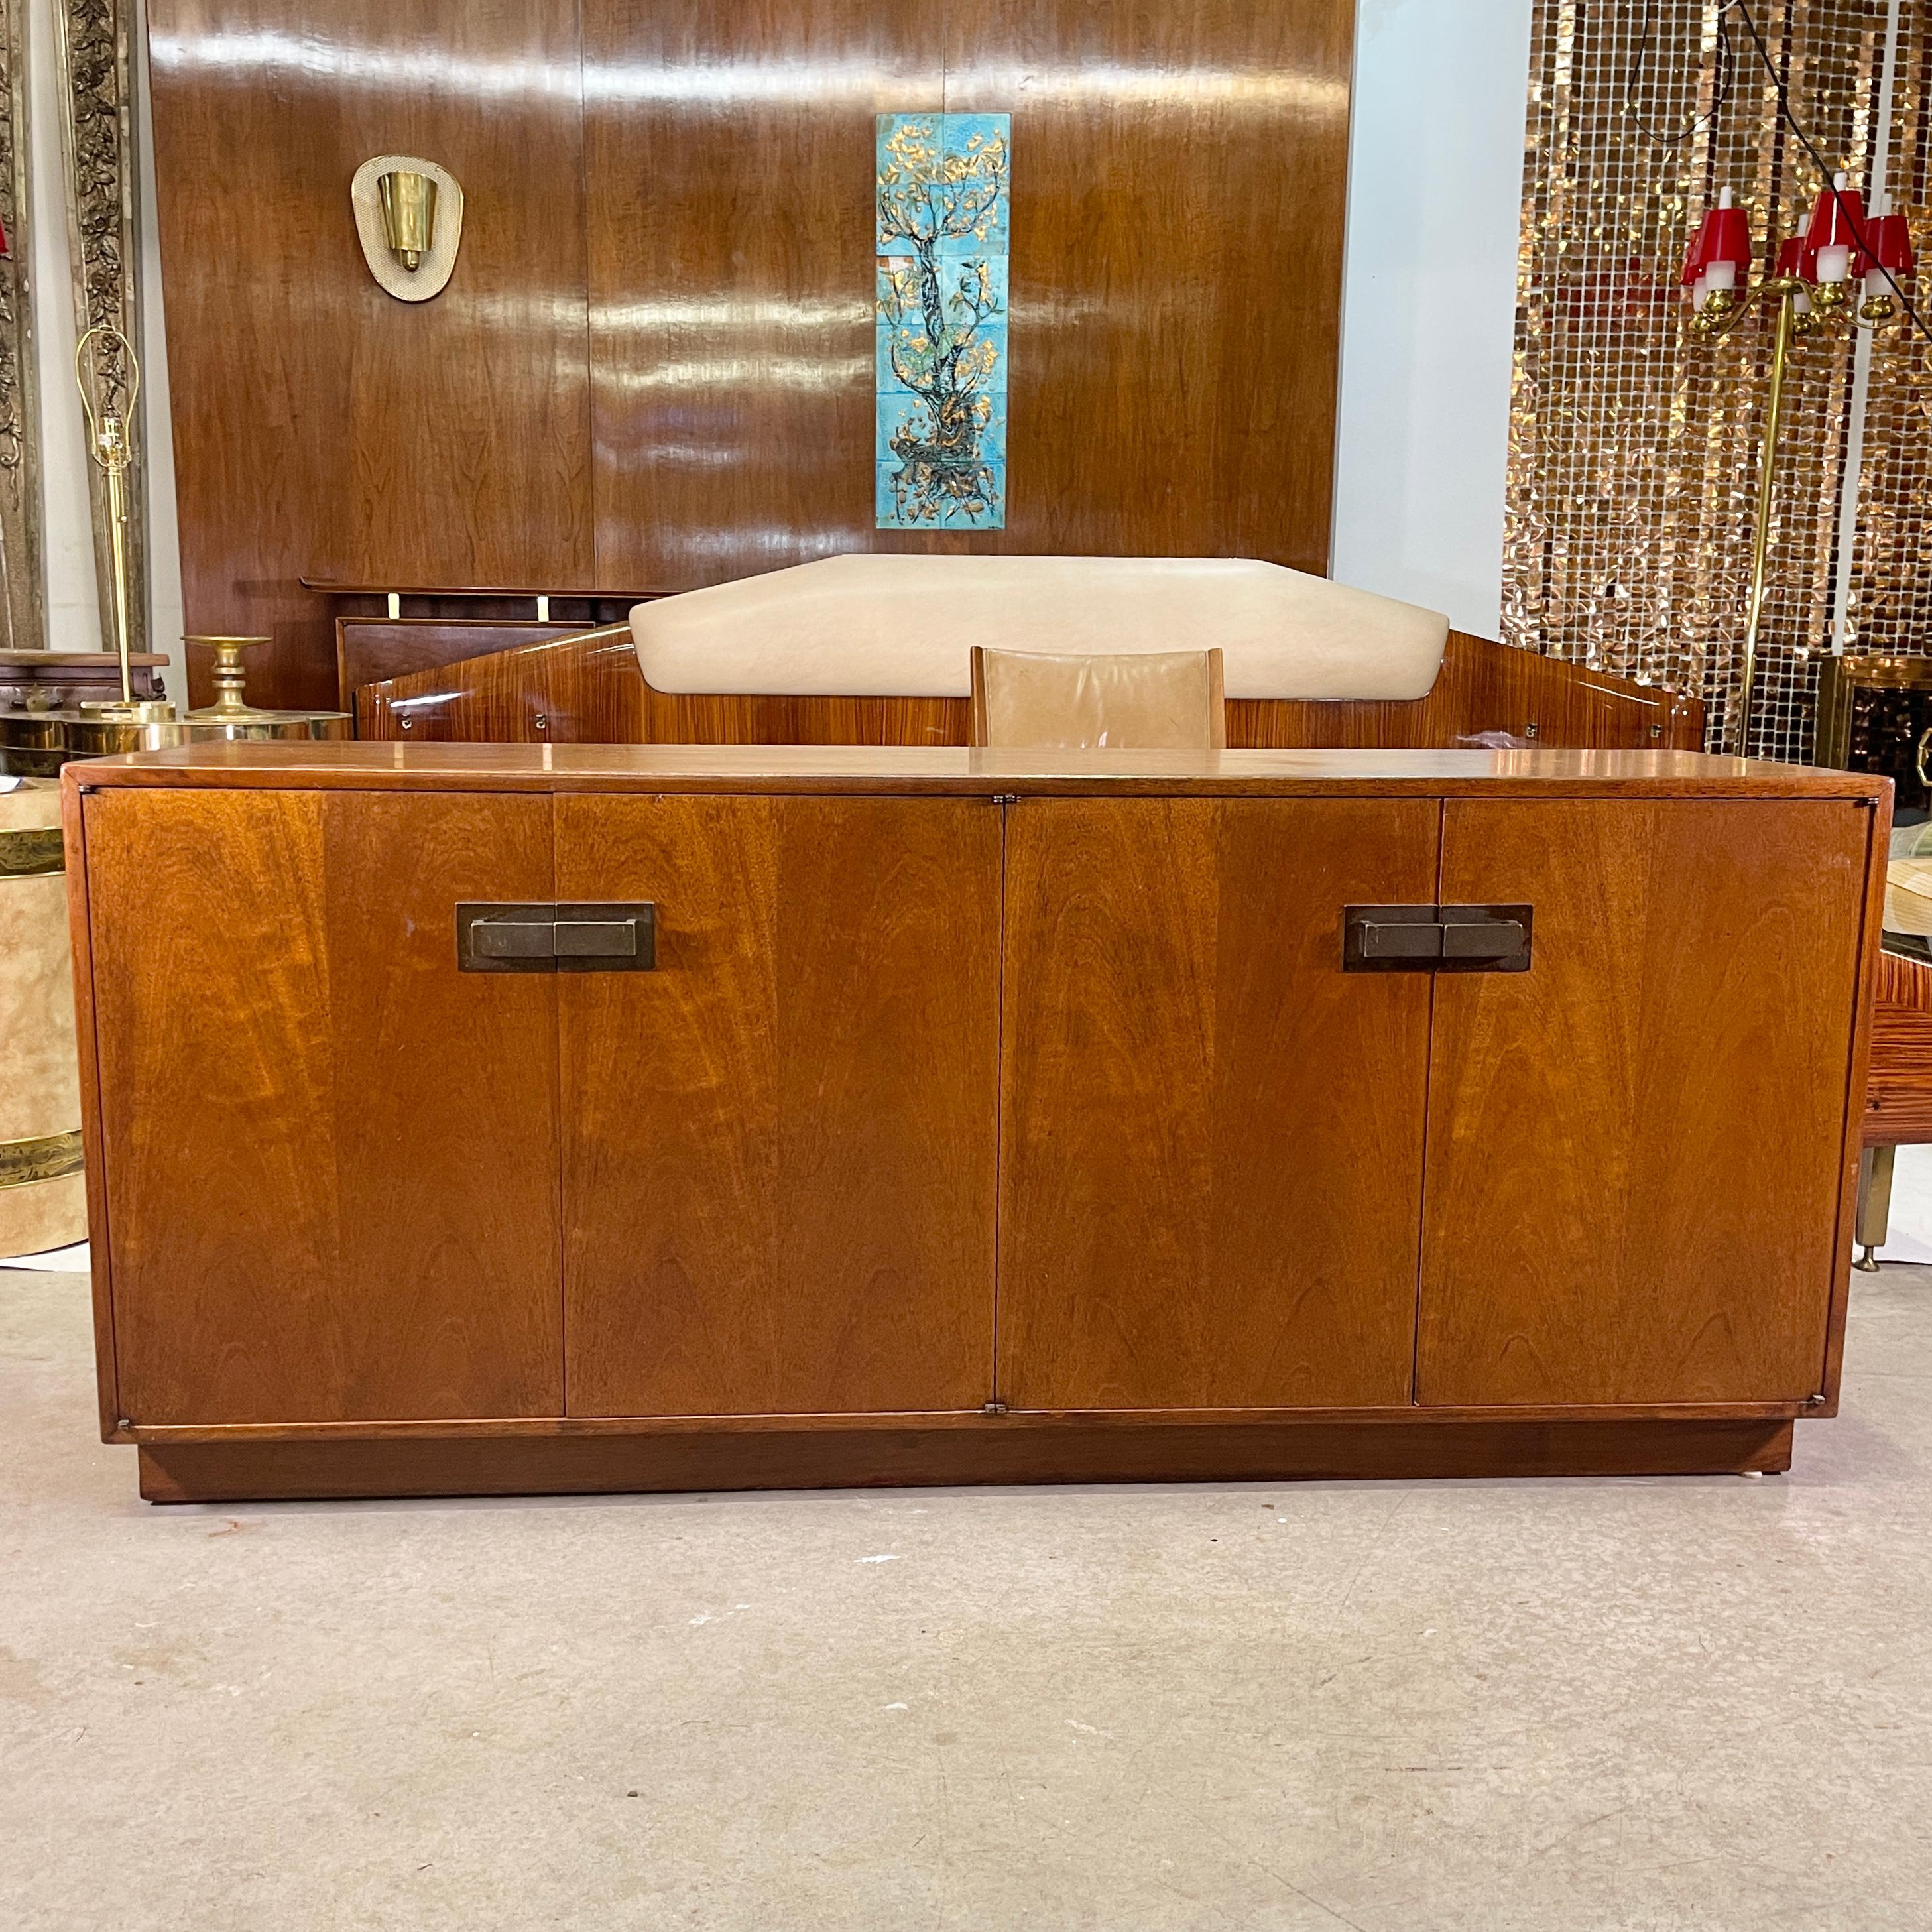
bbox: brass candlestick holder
[73,325,174,727]
[184,637,274,719]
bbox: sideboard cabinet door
[997,798,1440,1411]
[1418,798,1870,1406]
[86,788,564,1425]
[558,796,1000,1417]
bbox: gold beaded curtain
[1852,7,1932,671]
[1504,0,1929,759]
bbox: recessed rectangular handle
[475,918,555,961]
[459,902,656,973]
[1441,914,1528,962]
[1344,904,1532,973]
[554,916,639,960]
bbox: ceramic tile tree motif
[876,113,1008,529]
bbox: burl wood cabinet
[62,745,1887,1502]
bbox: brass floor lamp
[1682,176,1915,755]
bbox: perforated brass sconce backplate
[351,154,463,302]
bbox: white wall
[1331,0,1534,638]
[28,0,185,703]
[27,3,1524,676]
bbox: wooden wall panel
[582,0,943,590]
[581,0,1354,589]
[148,0,593,710]
[943,0,1353,571]
[152,0,1358,697]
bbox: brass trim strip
[0,1127,83,1188]
[0,825,63,876]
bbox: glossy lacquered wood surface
[82,788,564,1425]
[1418,798,1874,1407]
[1866,948,1932,1145]
[558,796,1000,1415]
[149,0,594,709]
[337,619,584,713]
[941,0,1349,572]
[583,0,937,590]
[998,798,1435,1409]
[66,739,1891,798]
[356,627,1709,754]
[583,0,1351,587]
[1229,634,1706,751]
[152,0,1357,700]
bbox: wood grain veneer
[82,787,564,1425]
[152,0,1358,701]
[336,619,588,714]
[149,0,594,709]
[1417,798,1874,1408]
[356,627,1711,753]
[66,742,1880,798]
[62,779,121,1438]
[65,748,1881,1494]
[580,0,1351,589]
[557,796,1001,1416]
[938,0,1351,574]
[1866,947,1932,1145]
[997,798,1436,1409]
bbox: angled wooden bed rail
[354,623,1708,752]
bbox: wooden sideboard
[62,743,1886,1501]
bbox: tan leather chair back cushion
[971,646,1227,750]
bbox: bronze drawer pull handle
[457,902,656,973]
[1343,904,1534,973]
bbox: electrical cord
[1624,0,1738,145]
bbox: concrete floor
[4,1269,1931,1932]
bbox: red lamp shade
[1681,208,1719,286]
[1805,176,1866,250]
[1703,206,1752,274]
[1805,173,1866,282]
[1692,192,1754,309]
[1776,235,1807,279]
[1682,190,1751,303]
[1868,211,1915,278]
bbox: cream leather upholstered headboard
[627,555,1449,701]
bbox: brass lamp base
[76,698,178,725]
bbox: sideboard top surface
[60,742,1891,802]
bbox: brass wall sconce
[350,155,463,302]
[378,169,436,271]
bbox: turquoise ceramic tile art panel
[876,112,1009,529]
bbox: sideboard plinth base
[136,1418,1797,1503]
